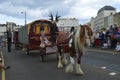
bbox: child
[113,41,120,55]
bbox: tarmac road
[0,47,120,80]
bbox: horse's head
[49,12,60,42]
[79,25,93,45]
[84,25,93,37]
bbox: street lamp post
[21,11,27,27]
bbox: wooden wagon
[18,19,57,61]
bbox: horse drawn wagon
[18,17,93,75]
[18,19,58,60]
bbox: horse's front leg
[75,51,84,75]
[57,46,63,68]
[65,51,75,73]
[61,51,68,66]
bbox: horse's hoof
[76,70,84,75]
[62,59,68,66]
[65,64,73,73]
[58,65,63,68]
[58,63,63,68]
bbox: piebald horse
[56,25,93,75]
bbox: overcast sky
[0,0,120,25]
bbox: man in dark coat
[7,30,12,52]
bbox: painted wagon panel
[18,25,29,44]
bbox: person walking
[7,30,12,52]
[113,41,120,55]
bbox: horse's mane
[88,27,93,36]
[80,25,85,43]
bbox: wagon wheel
[25,51,29,55]
[25,48,29,55]
[15,44,18,50]
[41,54,45,62]
[15,43,20,50]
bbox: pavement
[85,47,115,53]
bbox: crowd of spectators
[92,26,120,51]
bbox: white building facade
[90,17,95,31]
[108,14,114,27]
[57,18,79,31]
[0,24,7,36]
[0,22,22,43]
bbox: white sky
[0,0,120,25]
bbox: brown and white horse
[56,25,93,75]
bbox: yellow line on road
[0,51,6,80]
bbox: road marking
[100,67,117,76]
[109,72,117,76]
[0,51,6,80]
[101,66,106,69]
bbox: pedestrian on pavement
[113,41,120,55]
[7,30,12,52]
[99,29,107,47]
